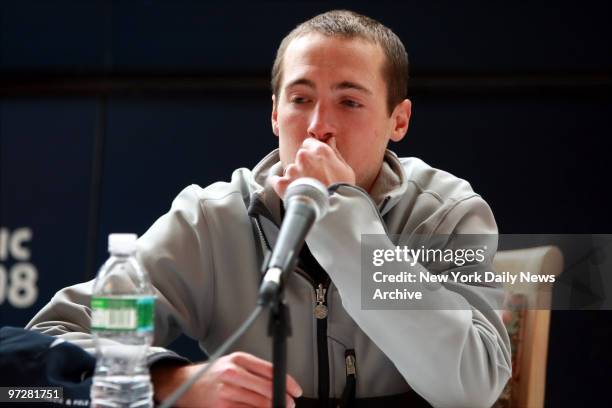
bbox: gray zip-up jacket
[27,149,511,408]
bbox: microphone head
[285,178,329,221]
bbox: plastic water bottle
[90,234,155,408]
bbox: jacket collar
[247,148,408,226]
[369,149,408,215]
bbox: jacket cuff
[147,349,191,368]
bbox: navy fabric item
[0,326,94,406]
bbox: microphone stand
[259,251,300,408]
[269,288,291,408]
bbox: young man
[28,10,511,407]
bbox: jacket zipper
[314,280,331,407]
[295,268,331,407]
[314,283,328,319]
[253,216,332,406]
[379,195,391,216]
[253,215,272,254]
[339,349,357,408]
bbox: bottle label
[91,296,154,332]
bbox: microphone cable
[158,304,265,408]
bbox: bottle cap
[108,233,138,255]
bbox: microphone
[258,178,329,305]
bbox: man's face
[272,33,410,191]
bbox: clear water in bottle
[91,234,155,408]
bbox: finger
[232,352,273,378]
[268,174,282,190]
[221,366,273,399]
[284,374,303,398]
[284,164,301,179]
[303,137,345,166]
[325,136,349,164]
[224,387,296,408]
[222,366,303,406]
[223,379,297,408]
[218,383,271,408]
[302,136,328,153]
[327,135,338,151]
[295,148,312,166]
[232,353,303,397]
[270,175,290,199]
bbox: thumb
[326,136,349,164]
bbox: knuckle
[296,148,309,161]
[313,144,328,156]
[294,163,305,174]
[221,366,240,381]
[286,166,299,178]
[229,351,245,364]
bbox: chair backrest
[493,246,564,408]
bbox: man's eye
[342,100,362,108]
[291,97,309,104]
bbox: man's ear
[390,99,412,142]
[271,95,279,137]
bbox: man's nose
[307,102,336,142]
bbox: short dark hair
[271,10,409,116]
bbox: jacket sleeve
[305,184,512,408]
[26,185,214,365]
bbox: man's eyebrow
[285,78,316,90]
[334,81,372,95]
[284,79,373,95]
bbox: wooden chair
[493,246,564,408]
